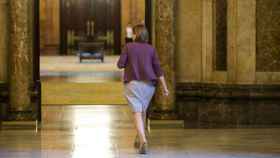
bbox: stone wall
[175,0,202,83]
[255,0,280,84]
[176,0,257,84]
[175,0,280,128]
[176,0,280,84]
[256,0,280,72]
[0,0,8,82]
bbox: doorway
[35,0,151,106]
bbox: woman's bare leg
[133,112,147,144]
[142,112,146,129]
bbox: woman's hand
[159,76,169,96]
[163,89,169,96]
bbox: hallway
[1,1,280,157]
[0,105,280,158]
[40,55,125,105]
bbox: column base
[5,111,38,121]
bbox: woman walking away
[117,24,169,154]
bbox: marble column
[9,0,33,113]
[152,0,176,119]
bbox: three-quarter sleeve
[152,49,164,77]
[117,46,128,69]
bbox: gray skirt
[124,81,155,113]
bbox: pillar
[9,0,33,114]
[152,0,176,119]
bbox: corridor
[0,105,280,158]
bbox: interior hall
[0,0,280,158]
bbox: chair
[78,41,105,63]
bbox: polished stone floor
[0,105,280,158]
[40,55,124,105]
[40,55,121,83]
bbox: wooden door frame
[33,0,41,121]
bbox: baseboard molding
[176,82,280,128]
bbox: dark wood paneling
[60,0,121,55]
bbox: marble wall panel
[256,0,280,72]
[228,0,256,84]
[227,0,237,83]
[202,0,214,82]
[236,0,256,83]
[175,0,202,83]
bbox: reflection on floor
[42,82,126,105]
[40,55,125,105]
[1,105,280,158]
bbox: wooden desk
[78,42,105,63]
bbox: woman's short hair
[133,24,149,43]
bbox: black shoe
[139,143,148,154]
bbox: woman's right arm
[117,46,128,69]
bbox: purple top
[117,42,163,85]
